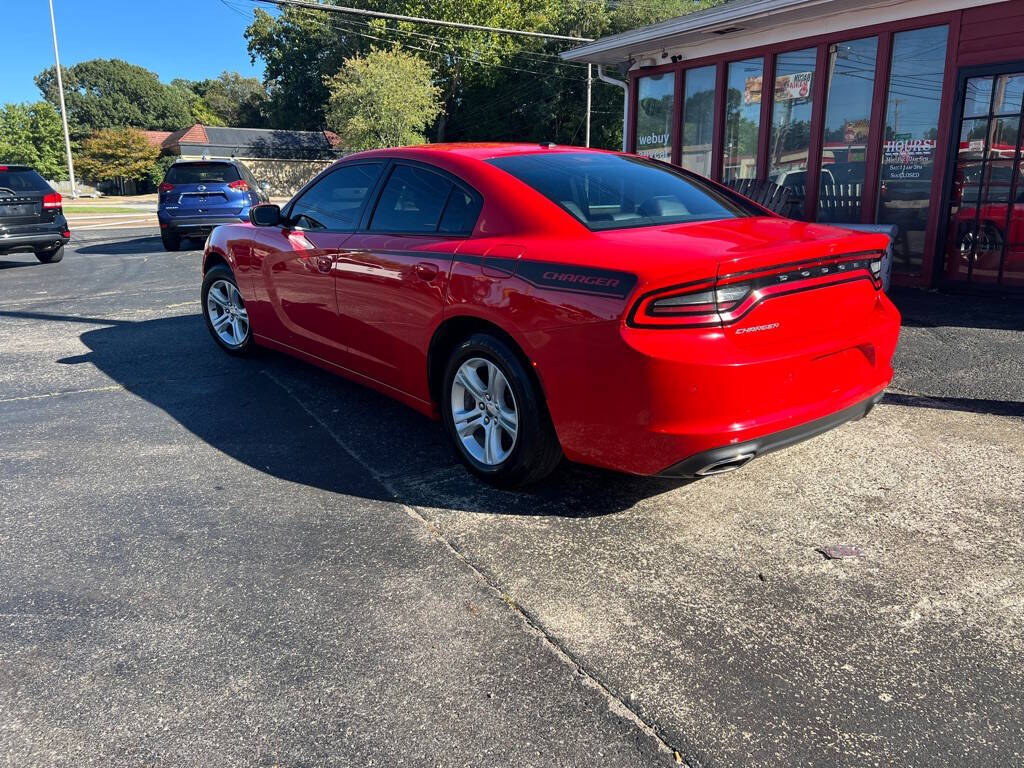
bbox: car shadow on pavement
[74,236,171,256]
[0,257,41,270]
[890,286,1024,331]
[3,308,689,517]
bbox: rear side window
[291,162,384,230]
[488,152,755,231]
[163,162,240,185]
[439,188,483,235]
[370,165,453,233]
[0,167,51,195]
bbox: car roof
[343,142,618,163]
[171,159,240,165]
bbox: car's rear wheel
[34,244,64,263]
[161,231,181,252]
[442,333,562,487]
[202,265,254,356]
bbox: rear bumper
[658,392,883,477]
[529,291,901,476]
[0,226,70,253]
[161,215,248,235]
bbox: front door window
[944,71,1024,287]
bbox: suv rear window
[163,162,240,185]
[487,152,754,231]
[0,167,51,195]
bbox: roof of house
[160,124,341,160]
[142,130,172,149]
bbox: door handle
[316,255,333,274]
[414,262,439,281]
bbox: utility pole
[48,0,77,198]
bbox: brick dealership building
[563,0,1024,291]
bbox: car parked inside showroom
[157,159,269,251]
[199,143,901,486]
[0,164,70,263]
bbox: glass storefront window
[816,37,877,223]
[768,48,818,218]
[635,73,675,162]
[723,58,763,182]
[876,25,949,274]
[944,71,1024,287]
[680,65,717,177]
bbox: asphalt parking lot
[2,229,1022,767]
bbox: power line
[253,0,594,42]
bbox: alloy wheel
[450,357,519,466]
[206,279,250,348]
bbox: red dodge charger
[201,143,900,486]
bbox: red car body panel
[205,144,901,476]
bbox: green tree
[0,102,67,179]
[148,154,178,188]
[75,128,160,183]
[245,1,728,144]
[190,72,269,127]
[325,48,441,149]
[35,59,193,139]
[169,80,225,127]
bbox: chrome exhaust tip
[695,452,755,477]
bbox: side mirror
[250,203,281,227]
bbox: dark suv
[157,160,268,251]
[0,165,70,263]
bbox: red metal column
[803,44,830,221]
[711,61,727,181]
[861,31,892,225]
[671,67,684,166]
[919,14,963,287]
[756,52,775,181]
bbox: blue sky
[3,0,269,104]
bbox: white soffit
[560,0,1008,67]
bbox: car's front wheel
[442,333,562,487]
[201,265,254,355]
[34,244,64,263]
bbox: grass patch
[64,206,147,215]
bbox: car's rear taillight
[159,182,175,192]
[629,252,884,329]
[629,279,720,328]
[42,192,62,210]
[228,179,249,191]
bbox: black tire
[441,333,562,487]
[161,231,181,252]
[201,264,255,356]
[34,244,64,263]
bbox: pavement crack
[0,385,122,403]
[261,368,685,764]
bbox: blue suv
[157,160,269,251]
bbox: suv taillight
[42,192,62,210]
[227,179,249,191]
[159,182,175,192]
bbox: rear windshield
[163,162,239,185]
[487,152,754,231]
[0,167,51,195]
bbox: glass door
[943,69,1024,287]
